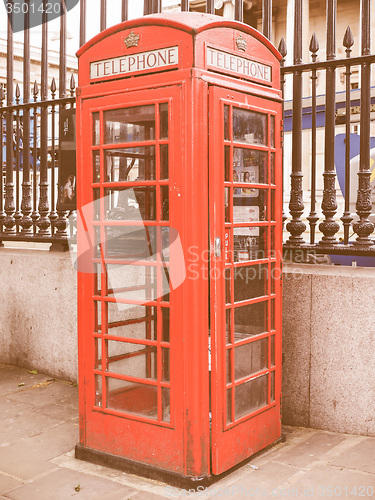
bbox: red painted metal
[76,12,282,481]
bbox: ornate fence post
[36,2,51,236]
[353,0,374,245]
[286,0,306,245]
[340,26,354,244]
[4,10,16,235]
[306,32,319,244]
[20,4,33,235]
[319,0,339,244]
[0,85,5,241]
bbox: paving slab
[0,475,22,496]
[272,429,346,469]
[0,365,52,397]
[3,468,138,500]
[0,399,61,443]
[329,438,375,475]
[273,464,375,499]
[5,380,77,407]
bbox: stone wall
[283,263,375,437]
[0,250,374,436]
[0,249,77,381]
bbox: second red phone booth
[75,12,283,486]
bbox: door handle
[214,237,221,257]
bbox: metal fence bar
[353,0,374,245]
[21,2,32,235]
[37,1,50,236]
[319,0,339,245]
[100,0,107,32]
[262,0,272,39]
[0,86,5,236]
[122,0,128,22]
[14,85,22,230]
[181,0,190,11]
[5,6,15,235]
[206,0,215,15]
[306,33,319,244]
[234,0,243,22]
[80,0,86,46]
[341,26,354,245]
[285,0,306,245]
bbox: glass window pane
[162,307,170,342]
[233,189,267,223]
[104,105,155,144]
[161,186,169,221]
[270,115,275,148]
[106,378,158,419]
[271,335,275,366]
[95,301,102,332]
[233,226,268,262]
[105,225,157,260]
[95,337,102,369]
[234,338,268,381]
[107,303,157,340]
[162,387,170,423]
[106,340,157,380]
[271,371,275,403]
[104,187,156,221]
[233,148,268,185]
[93,151,100,183]
[93,112,100,145]
[233,264,268,302]
[105,146,155,183]
[224,105,230,141]
[233,108,267,146]
[95,375,102,407]
[159,103,168,140]
[162,348,170,382]
[271,152,275,185]
[160,144,169,179]
[106,264,157,302]
[234,301,268,340]
[226,309,232,344]
[227,349,232,383]
[225,146,230,182]
[225,187,231,223]
[225,269,231,304]
[235,374,268,419]
[227,388,233,424]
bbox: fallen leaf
[75,484,81,492]
[29,370,38,374]
[18,383,25,387]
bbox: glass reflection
[104,105,155,144]
[105,146,155,182]
[233,108,267,146]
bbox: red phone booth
[75,12,282,486]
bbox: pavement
[0,364,374,500]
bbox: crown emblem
[125,30,140,49]
[236,35,247,52]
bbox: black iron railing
[1,0,375,256]
[282,0,375,258]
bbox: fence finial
[343,26,354,49]
[278,38,287,59]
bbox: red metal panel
[209,85,283,475]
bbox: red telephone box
[75,12,283,486]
